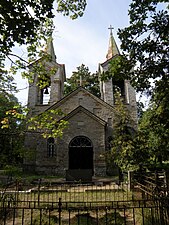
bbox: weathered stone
[24,31,137,180]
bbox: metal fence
[133,171,169,198]
[0,175,169,225]
[0,198,167,225]
[0,181,133,208]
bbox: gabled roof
[46,86,116,112]
[61,105,107,126]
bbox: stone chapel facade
[24,30,137,180]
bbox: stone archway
[69,136,93,170]
[66,136,93,181]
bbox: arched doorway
[69,136,93,171]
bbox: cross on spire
[108,25,114,36]
[106,25,120,60]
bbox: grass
[1,207,164,225]
[8,183,133,209]
[13,209,126,225]
[134,207,164,225]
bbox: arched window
[69,136,93,148]
[47,137,55,157]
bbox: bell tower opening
[113,79,125,103]
[38,85,51,105]
[27,37,66,108]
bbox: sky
[14,0,132,105]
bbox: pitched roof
[61,105,107,126]
[46,86,115,111]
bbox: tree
[64,64,100,97]
[107,90,162,171]
[107,90,147,171]
[105,0,169,97]
[105,0,169,169]
[138,101,169,170]
[0,0,87,87]
[118,0,169,92]
[0,92,24,168]
[0,0,87,57]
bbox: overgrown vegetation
[0,92,24,168]
[106,0,169,171]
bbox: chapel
[24,28,137,181]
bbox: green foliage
[136,101,145,119]
[30,212,58,225]
[138,102,169,170]
[1,106,69,139]
[108,91,138,171]
[28,109,69,138]
[0,92,25,168]
[0,1,53,55]
[0,0,87,89]
[57,0,87,19]
[0,56,17,93]
[23,54,58,88]
[101,55,131,82]
[109,90,169,171]
[105,0,169,170]
[3,165,22,178]
[118,0,169,92]
[64,64,100,97]
[0,0,86,56]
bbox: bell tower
[27,37,66,114]
[99,26,137,121]
[99,26,120,105]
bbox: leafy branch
[1,107,68,139]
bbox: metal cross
[108,25,114,35]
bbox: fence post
[15,179,19,207]
[128,171,134,191]
[38,179,41,206]
[164,170,169,193]
[164,170,169,221]
[58,198,62,225]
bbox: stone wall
[27,109,107,177]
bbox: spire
[45,37,56,62]
[106,25,120,60]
